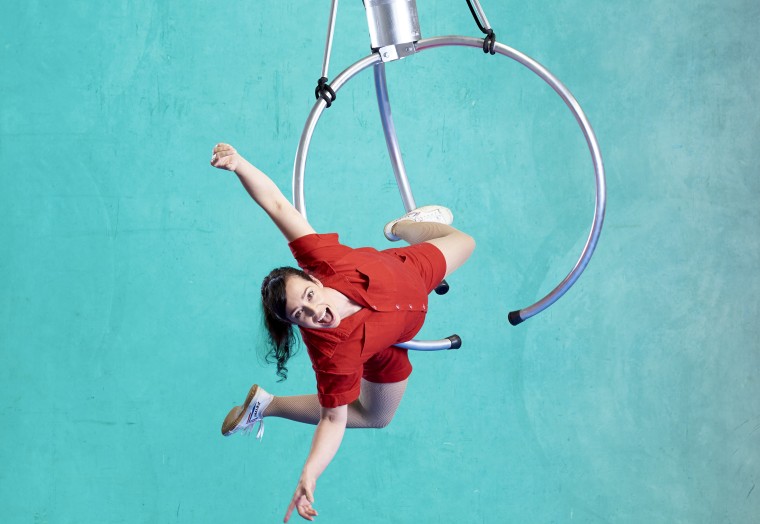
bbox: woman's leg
[349,378,408,428]
[391,221,475,278]
[265,379,408,428]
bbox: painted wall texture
[1,1,758,522]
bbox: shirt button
[422,304,426,310]
[395,304,400,310]
[372,304,377,309]
[408,304,413,309]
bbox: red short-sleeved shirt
[288,233,446,407]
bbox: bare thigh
[425,231,476,278]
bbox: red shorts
[361,241,447,384]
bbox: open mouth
[317,307,333,325]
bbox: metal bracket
[377,42,417,62]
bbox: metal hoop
[293,35,606,327]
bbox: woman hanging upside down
[210,143,475,522]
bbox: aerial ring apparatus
[293,11,605,349]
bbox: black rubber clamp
[483,29,496,54]
[314,77,336,108]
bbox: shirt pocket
[356,259,398,294]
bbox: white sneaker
[221,384,274,440]
[384,205,454,241]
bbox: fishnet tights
[265,379,408,428]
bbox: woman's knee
[430,231,475,277]
[366,411,394,428]
[460,231,476,258]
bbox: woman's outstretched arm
[211,143,316,242]
[284,404,348,522]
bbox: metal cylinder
[364,0,421,50]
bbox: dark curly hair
[260,266,314,381]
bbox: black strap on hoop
[465,0,497,54]
[315,77,336,108]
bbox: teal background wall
[2,1,758,522]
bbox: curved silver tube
[293,35,606,326]
[373,62,417,213]
[416,37,606,325]
[396,334,461,351]
[293,53,382,219]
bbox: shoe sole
[221,384,260,436]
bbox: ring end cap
[508,311,524,326]
[446,334,462,349]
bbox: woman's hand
[210,143,241,172]
[209,142,316,241]
[282,406,347,521]
[284,475,317,522]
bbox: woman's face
[284,276,340,329]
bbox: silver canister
[364,0,421,50]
